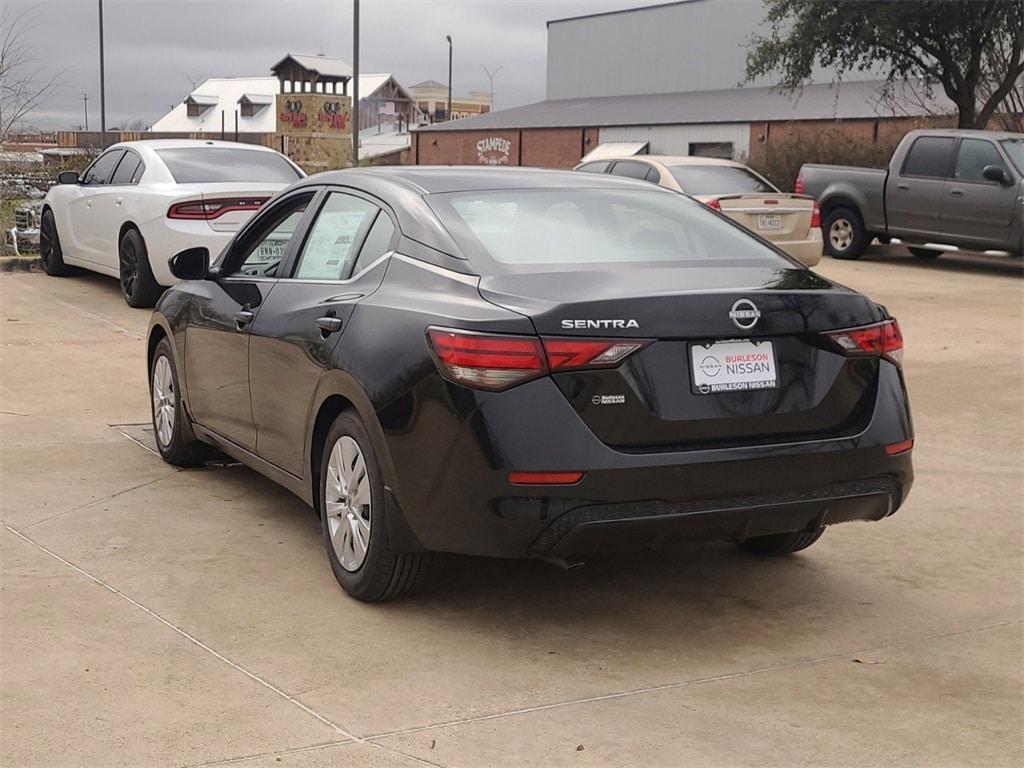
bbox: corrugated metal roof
[417,80,955,132]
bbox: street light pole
[352,0,359,166]
[480,64,502,110]
[445,35,452,121]
[98,0,106,145]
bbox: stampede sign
[476,136,512,165]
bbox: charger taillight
[167,196,269,220]
[826,319,903,366]
[426,328,649,392]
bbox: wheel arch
[819,195,863,222]
[118,220,142,246]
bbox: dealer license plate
[255,241,286,262]
[690,339,778,394]
[757,213,783,231]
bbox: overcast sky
[7,0,664,129]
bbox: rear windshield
[667,165,776,195]
[155,147,301,184]
[427,188,793,273]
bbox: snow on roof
[272,53,353,79]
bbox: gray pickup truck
[798,129,1023,260]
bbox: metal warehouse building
[411,0,952,171]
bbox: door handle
[315,316,343,335]
[950,188,965,197]
[115,197,124,206]
[233,310,255,330]
[896,183,910,191]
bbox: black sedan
[147,167,914,601]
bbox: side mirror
[982,164,1009,185]
[57,171,79,185]
[169,247,211,281]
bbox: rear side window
[427,188,792,274]
[576,161,611,173]
[351,212,396,275]
[609,161,651,180]
[901,137,954,178]
[80,150,125,186]
[110,153,142,185]
[667,165,775,195]
[954,139,1005,182]
[155,147,301,184]
[294,192,378,280]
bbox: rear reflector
[825,319,903,366]
[427,328,648,391]
[508,471,583,485]
[167,196,269,220]
[885,439,914,456]
[811,202,821,229]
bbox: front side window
[1000,139,1024,174]
[80,150,125,186]
[293,193,379,280]
[954,139,1006,183]
[901,137,954,178]
[233,194,313,277]
[156,147,301,184]
[667,164,776,195]
[428,188,792,274]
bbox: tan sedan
[575,156,822,267]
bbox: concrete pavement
[1,251,1021,767]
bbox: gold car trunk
[700,193,814,244]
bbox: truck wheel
[907,247,941,260]
[823,208,868,260]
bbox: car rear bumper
[140,219,234,286]
[771,229,823,267]
[386,362,913,558]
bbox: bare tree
[1,7,62,144]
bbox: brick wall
[412,127,593,168]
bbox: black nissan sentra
[147,167,913,601]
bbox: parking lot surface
[1,250,1022,767]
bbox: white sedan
[39,139,304,307]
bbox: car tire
[907,246,941,260]
[150,337,209,467]
[319,411,431,602]
[823,207,868,260]
[737,528,825,556]
[119,228,163,308]
[39,208,74,276]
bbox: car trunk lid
[697,193,815,242]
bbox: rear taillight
[826,319,903,366]
[426,328,648,391]
[167,196,269,220]
[794,174,805,194]
[706,198,722,211]
[810,202,821,229]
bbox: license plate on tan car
[757,214,783,231]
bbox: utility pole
[480,64,502,109]
[445,35,453,120]
[352,0,359,166]
[81,93,89,130]
[98,0,107,146]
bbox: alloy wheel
[120,239,138,300]
[829,218,853,251]
[324,436,372,572]
[39,218,54,267]
[151,355,176,447]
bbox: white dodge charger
[39,139,304,306]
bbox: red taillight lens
[811,202,821,229]
[426,328,648,391]
[542,337,649,371]
[706,198,722,211]
[427,328,546,391]
[794,175,805,194]
[826,319,903,366]
[167,196,269,220]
